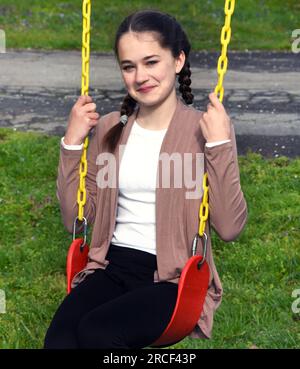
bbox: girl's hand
[199,92,231,143]
[64,95,100,145]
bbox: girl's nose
[135,65,149,84]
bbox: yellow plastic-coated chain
[81,0,91,96]
[198,0,235,237]
[214,0,235,103]
[198,173,209,236]
[77,0,91,221]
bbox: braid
[103,93,137,153]
[178,60,194,105]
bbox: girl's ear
[175,50,186,74]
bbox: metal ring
[192,232,208,268]
[72,216,88,250]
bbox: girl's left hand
[199,92,231,143]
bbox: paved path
[0,49,299,158]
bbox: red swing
[66,0,235,347]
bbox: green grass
[0,0,299,51]
[0,127,299,349]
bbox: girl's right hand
[64,95,100,145]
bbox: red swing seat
[151,254,209,347]
[66,238,89,294]
[66,233,209,347]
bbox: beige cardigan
[56,96,248,339]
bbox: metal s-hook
[72,216,88,252]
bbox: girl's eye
[123,61,158,71]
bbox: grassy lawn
[0,0,299,51]
[0,127,299,349]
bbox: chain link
[77,0,91,221]
[198,0,235,237]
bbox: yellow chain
[77,0,91,221]
[214,0,235,103]
[198,173,209,236]
[198,0,235,236]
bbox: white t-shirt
[110,120,167,255]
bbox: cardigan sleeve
[204,121,248,241]
[56,127,99,234]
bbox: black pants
[44,244,178,349]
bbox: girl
[44,9,247,349]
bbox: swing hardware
[72,216,88,251]
[192,232,208,269]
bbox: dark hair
[103,9,194,152]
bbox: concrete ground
[0,49,299,158]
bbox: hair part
[103,9,194,153]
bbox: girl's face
[117,31,185,107]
